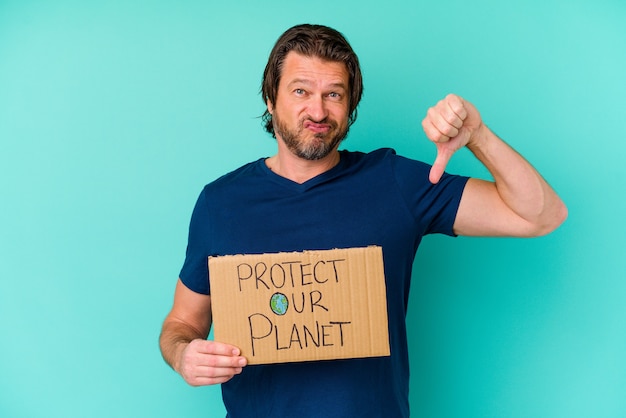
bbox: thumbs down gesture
[421,94,484,184]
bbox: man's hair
[261,24,363,136]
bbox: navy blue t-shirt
[180,148,468,418]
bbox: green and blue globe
[270,292,288,315]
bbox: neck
[266,144,341,184]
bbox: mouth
[303,120,331,134]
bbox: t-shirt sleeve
[390,153,469,236]
[179,187,212,295]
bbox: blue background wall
[1,0,624,417]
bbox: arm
[421,94,568,237]
[159,279,247,386]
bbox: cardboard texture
[209,246,390,365]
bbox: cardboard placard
[209,246,390,365]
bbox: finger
[186,369,242,386]
[182,340,247,373]
[200,352,248,369]
[422,116,450,143]
[180,350,247,386]
[440,99,464,130]
[195,363,245,378]
[429,145,454,184]
[192,339,242,357]
[432,113,460,140]
[445,94,468,121]
[190,358,246,385]
[189,372,240,386]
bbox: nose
[306,95,328,122]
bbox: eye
[328,92,341,99]
[294,88,305,95]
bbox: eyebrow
[288,78,347,91]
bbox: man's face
[267,52,351,160]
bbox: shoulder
[354,148,468,199]
[202,158,266,192]
[339,147,400,167]
[340,148,432,176]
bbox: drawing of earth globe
[270,292,288,315]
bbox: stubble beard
[273,114,349,161]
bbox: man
[159,24,567,417]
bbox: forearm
[468,124,567,235]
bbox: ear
[266,99,274,115]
